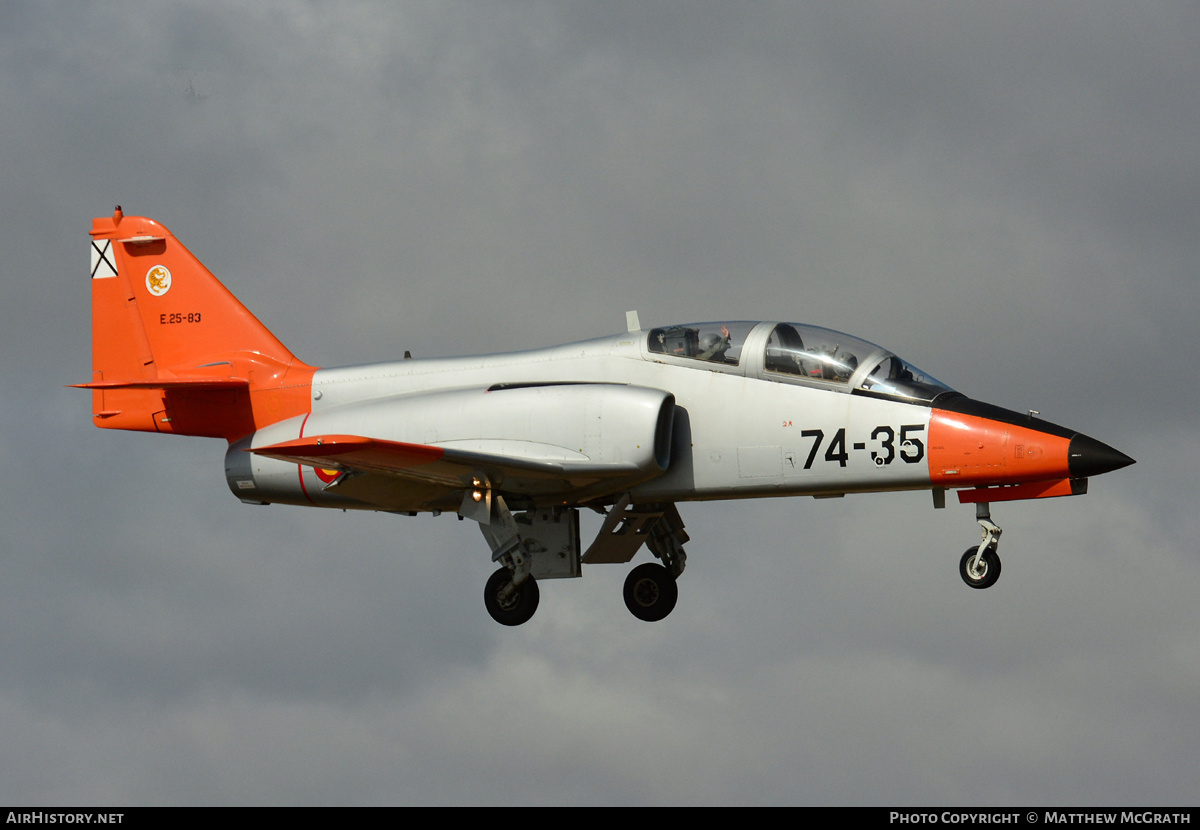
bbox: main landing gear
[484,566,540,626]
[621,502,687,622]
[469,488,691,625]
[624,564,678,621]
[960,502,1002,589]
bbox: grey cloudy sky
[2,0,1197,805]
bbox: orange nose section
[928,410,1074,486]
[927,398,1134,489]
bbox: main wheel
[623,563,679,622]
[484,567,539,626]
[959,545,1001,589]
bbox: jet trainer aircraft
[79,208,1134,625]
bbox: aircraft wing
[250,434,647,495]
[247,383,676,507]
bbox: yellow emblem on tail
[146,265,172,296]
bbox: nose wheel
[959,501,1002,589]
[960,545,1001,589]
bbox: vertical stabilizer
[81,208,316,440]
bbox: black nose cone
[1068,434,1135,478]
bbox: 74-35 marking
[799,425,925,469]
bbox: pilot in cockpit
[826,346,858,381]
[697,324,732,362]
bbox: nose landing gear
[960,544,1001,589]
[960,502,1002,589]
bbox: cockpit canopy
[648,322,753,366]
[647,321,955,404]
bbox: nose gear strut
[960,501,1002,589]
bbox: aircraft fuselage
[83,210,1133,624]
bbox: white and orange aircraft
[79,208,1134,625]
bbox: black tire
[484,567,539,626]
[623,563,679,622]
[959,545,1001,589]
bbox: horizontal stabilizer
[70,377,249,390]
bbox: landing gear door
[517,508,581,580]
[582,497,662,564]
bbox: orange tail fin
[77,208,316,440]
